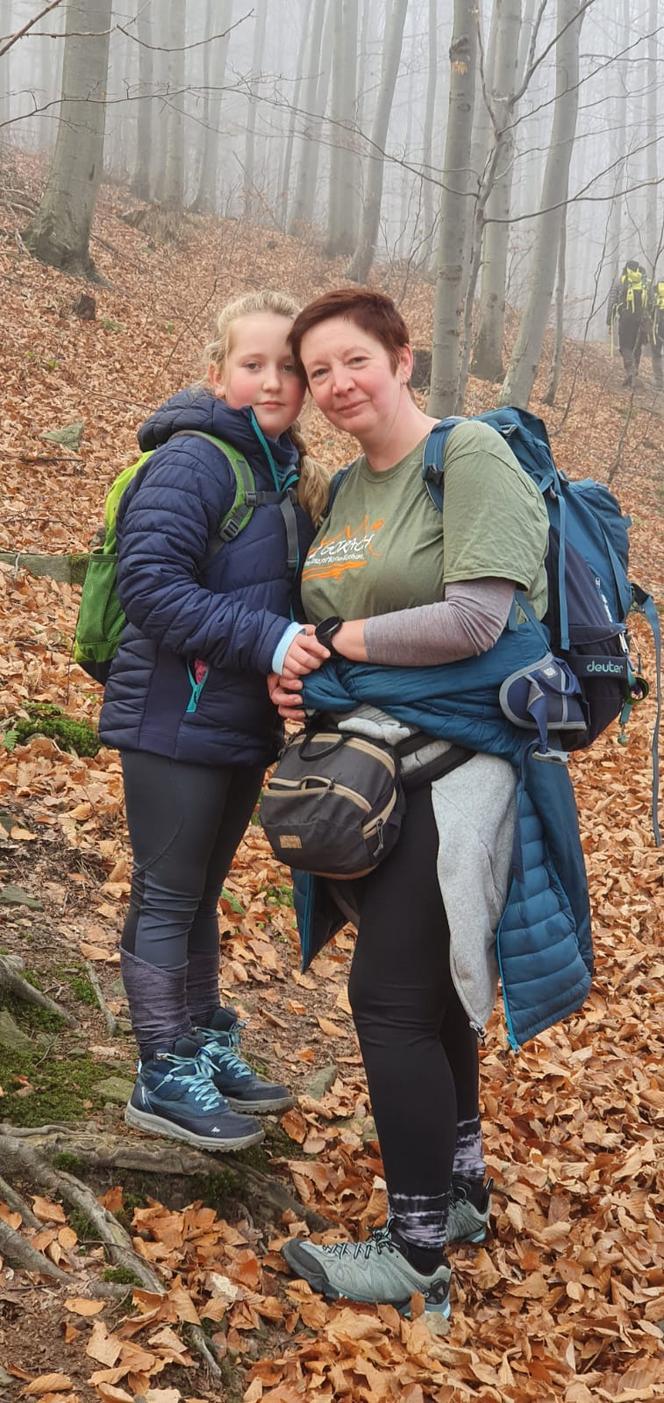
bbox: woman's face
[210,311,306,438]
[299,316,412,442]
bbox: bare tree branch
[0,0,64,58]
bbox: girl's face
[210,311,306,437]
[299,315,412,443]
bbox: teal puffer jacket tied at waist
[292,619,592,1052]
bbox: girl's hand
[268,672,306,720]
[282,628,330,676]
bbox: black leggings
[348,784,479,1249]
[120,751,264,968]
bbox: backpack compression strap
[631,584,662,845]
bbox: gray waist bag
[260,728,405,879]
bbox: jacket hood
[138,387,299,473]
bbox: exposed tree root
[0,1172,41,1227]
[0,1128,226,1377]
[2,1122,330,1231]
[0,953,77,1026]
[0,1130,162,1291]
[0,1216,72,1283]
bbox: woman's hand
[329,619,368,662]
[268,672,306,720]
[282,626,330,676]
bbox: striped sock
[452,1114,485,1184]
[388,1188,450,1255]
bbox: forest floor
[0,149,662,1403]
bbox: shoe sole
[281,1242,451,1319]
[226,1093,296,1115]
[124,1102,264,1151]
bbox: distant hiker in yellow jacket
[607,259,649,387]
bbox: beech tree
[288,0,329,235]
[421,0,439,265]
[500,0,585,409]
[428,1,478,418]
[471,0,523,381]
[645,0,658,272]
[23,0,112,276]
[163,0,185,209]
[347,0,409,282]
[243,0,267,220]
[326,0,360,258]
[131,0,153,201]
[190,0,233,214]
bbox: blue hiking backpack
[422,408,661,843]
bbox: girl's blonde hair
[203,290,330,525]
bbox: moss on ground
[66,970,98,1006]
[3,989,64,1034]
[0,1043,125,1127]
[3,703,100,757]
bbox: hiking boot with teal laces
[447,1177,493,1245]
[281,1226,451,1316]
[193,1010,295,1114]
[125,1037,264,1151]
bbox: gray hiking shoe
[281,1226,451,1316]
[447,1177,492,1245]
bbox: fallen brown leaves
[0,150,662,1402]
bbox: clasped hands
[268,621,367,720]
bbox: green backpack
[73,432,258,684]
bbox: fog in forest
[1,1,662,411]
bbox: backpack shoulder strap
[170,429,300,578]
[421,416,466,511]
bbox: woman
[270,288,552,1315]
[99,290,330,1152]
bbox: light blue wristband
[272,622,306,675]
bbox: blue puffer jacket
[99,390,316,767]
[293,634,593,1050]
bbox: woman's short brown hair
[289,287,411,376]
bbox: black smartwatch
[315,615,344,655]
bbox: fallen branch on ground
[82,960,118,1037]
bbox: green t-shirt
[301,420,549,625]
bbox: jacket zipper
[186,662,210,714]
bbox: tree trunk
[605,0,629,292]
[645,0,657,275]
[347,0,409,281]
[190,0,232,213]
[427,2,478,418]
[243,0,267,221]
[471,0,522,382]
[288,0,328,235]
[543,200,567,404]
[421,0,439,263]
[469,0,499,199]
[276,10,309,228]
[499,0,584,410]
[326,0,360,258]
[163,0,185,209]
[132,0,154,200]
[0,0,12,138]
[23,0,113,277]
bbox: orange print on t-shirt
[302,515,385,582]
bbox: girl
[99,290,330,1151]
